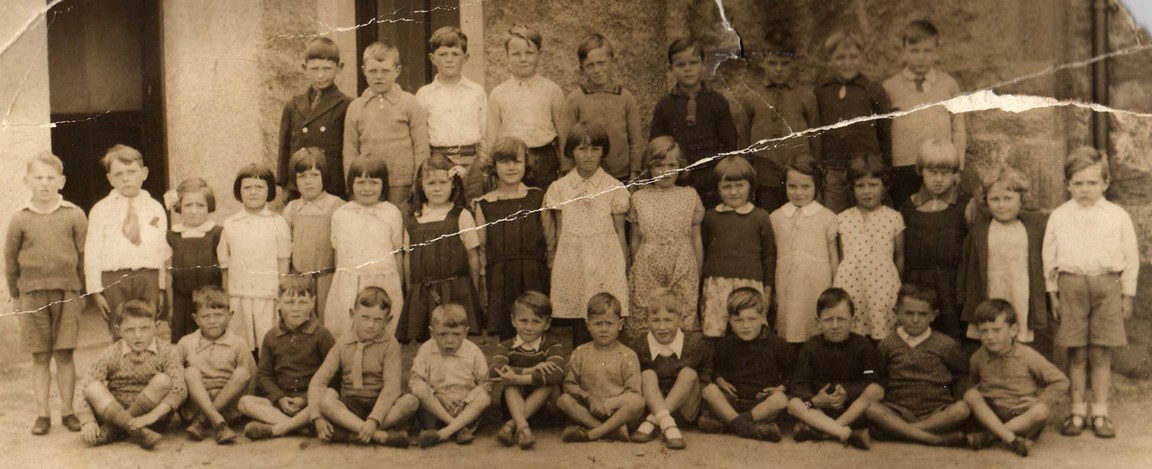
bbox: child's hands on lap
[278,397,305,416]
[357,418,379,443]
[716,378,738,398]
[589,396,610,419]
[314,417,334,441]
[530,362,562,375]
[812,384,846,410]
[755,385,786,400]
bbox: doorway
[46,0,166,211]
[354,0,460,94]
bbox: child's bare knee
[148,373,173,393]
[701,384,721,400]
[948,401,971,420]
[184,367,202,381]
[786,398,808,416]
[32,352,52,365]
[622,393,645,411]
[962,388,983,405]
[677,368,698,382]
[236,395,260,414]
[84,381,109,400]
[52,350,74,364]
[232,365,252,383]
[1068,347,1088,364]
[861,383,884,402]
[396,393,419,412]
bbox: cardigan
[957,210,1049,331]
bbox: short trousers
[20,290,81,354]
[339,394,378,421]
[179,388,242,422]
[989,399,1026,423]
[1055,273,1126,348]
[725,393,768,414]
[657,380,702,422]
[880,401,951,423]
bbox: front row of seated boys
[75,276,1068,457]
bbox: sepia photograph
[1,0,1150,467]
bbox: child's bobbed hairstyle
[645,288,683,316]
[973,298,1017,325]
[100,144,145,173]
[641,136,686,184]
[290,147,330,181]
[279,274,316,298]
[666,37,704,65]
[577,33,614,66]
[429,26,469,54]
[233,163,277,202]
[714,155,757,189]
[27,152,64,175]
[431,303,468,328]
[192,285,229,312]
[562,121,611,161]
[488,136,530,181]
[816,287,855,318]
[763,29,798,58]
[505,24,542,51]
[1064,146,1110,182]
[978,164,1030,205]
[355,286,392,313]
[847,154,890,188]
[119,298,157,323]
[586,292,622,319]
[304,37,340,63]
[726,287,766,317]
[823,29,866,57]
[363,41,400,66]
[174,177,216,214]
[896,283,938,312]
[346,156,389,200]
[512,290,552,320]
[411,153,466,217]
[785,152,825,193]
[902,19,940,46]
[915,138,960,173]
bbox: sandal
[1091,415,1116,439]
[1060,414,1086,436]
[630,421,659,443]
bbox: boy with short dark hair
[175,285,256,444]
[488,24,566,192]
[1044,147,1138,439]
[489,291,566,449]
[699,287,794,442]
[76,299,187,449]
[308,286,416,446]
[650,38,738,208]
[278,37,353,200]
[964,299,1068,457]
[865,283,970,447]
[739,29,820,212]
[240,276,337,440]
[344,41,429,213]
[882,19,967,206]
[417,26,489,202]
[412,303,491,448]
[7,152,87,435]
[85,144,170,341]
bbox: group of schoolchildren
[6,16,1140,460]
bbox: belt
[430,145,477,156]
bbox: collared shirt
[488,334,567,387]
[650,82,738,166]
[646,330,685,360]
[84,190,170,293]
[309,329,401,423]
[558,81,644,178]
[121,338,160,357]
[218,208,292,298]
[1042,198,1140,295]
[172,219,218,239]
[6,197,86,295]
[882,67,965,168]
[488,73,565,148]
[331,201,404,276]
[344,84,430,187]
[410,338,489,403]
[814,73,892,167]
[738,81,820,186]
[176,329,255,391]
[715,201,755,214]
[911,183,960,209]
[416,75,488,154]
[77,338,186,425]
[896,326,931,348]
[511,335,543,352]
[21,196,72,215]
[778,201,825,218]
[970,343,1069,410]
[409,204,480,249]
[258,317,335,402]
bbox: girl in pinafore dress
[624,137,703,339]
[771,154,839,346]
[282,148,343,323]
[833,156,904,341]
[166,177,223,343]
[326,156,405,339]
[545,122,630,345]
[474,137,553,341]
[218,164,292,351]
[396,154,482,343]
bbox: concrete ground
[2,311,1152,468]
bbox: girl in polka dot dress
[833,156,904,340]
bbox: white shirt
[1042,198,1139,296]
[84,190,170,293]
[646,330,685,360]
[896,326,931,348]
[511,335,543,352]
[488,74,565,148]
[409,204,480,250]
[331,201,404,275]
[715,201,755,214]
[778,201,825,218]
[172,219,217,239]
[416,75,488,152]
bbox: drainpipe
[1092,0,1111,152]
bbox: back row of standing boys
[8,18,1137,456]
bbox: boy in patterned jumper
[76,299,187,449]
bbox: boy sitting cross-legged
[175,285,256,444]
[489,291,567,450]
[411,303,492,448]
[239,275,336,440]
[76,299,187,449]
[786,288,883,450]
[699,287,795,442]
[307,286,417,446]
[864,283,970,447]
[964,299,1068,457]
[629,289,711,450]
[557,292,646,443]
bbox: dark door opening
[354,0,459,95]
[47,0,166,211]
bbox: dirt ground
[3,313,1152,469]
